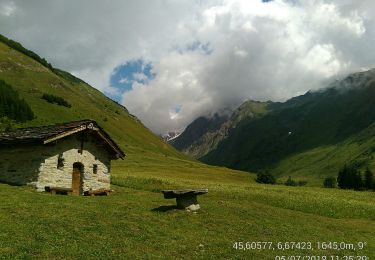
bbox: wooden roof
[0,120,125,159]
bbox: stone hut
[0,120,125,195]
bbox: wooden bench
[83,188,111,196]
[161,189,208,211]
[45,186,73,195]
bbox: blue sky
[109,59,154,102]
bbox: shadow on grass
[152,205,177,212]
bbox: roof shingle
[0,120,125,159]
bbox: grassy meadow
[0,156,374,259]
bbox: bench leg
[176,195,200,211]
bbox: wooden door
[72,167,81,196]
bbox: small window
[57,154,64,169]
[93,164,98,174]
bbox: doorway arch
[72,162,84,196]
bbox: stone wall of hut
[0,134,111,193]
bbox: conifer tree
[364,168,374,190]
[0,80,34,123]
[337,165,348,189]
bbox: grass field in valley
[0,155,374,259]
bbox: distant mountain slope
[171,69,375,184]
[0,35,185,162]
[171,113,230,157]
[171,101,269,158]
[199,69,375,182]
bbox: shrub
[256,171,276,184]
[42,93,71,108]
[323,177,336,188]
[285,176,297,186]
[0,80,34,122]
[298,180,308,186]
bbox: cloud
[0,1,16,16]
[119,78,130,84]
[132,72,149,84]
[124,0,374,133]
[1,0,375,134]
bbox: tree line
[256,171,307,186]
[255,164,375,192]
[327,165,374,191]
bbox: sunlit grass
[1,159,374,259]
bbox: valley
[0,34,374,259]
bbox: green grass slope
[203,74,375,184]
[272,123,375,185]
[0,40,185,162]
[1,165,374,259]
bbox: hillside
[171,101,269,158]
[0,37,189,165]
[171,113,230,157]
[197,70,375,184]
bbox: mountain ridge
[173,69,375,184]
[170,100,269,158]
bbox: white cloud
[234,46,248,58]
[298,44,346,78]
[132,72,148,83]
[119,78,130,84]
[0,1,16,16]
[123,0,374,133]
[1,0,375,133]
